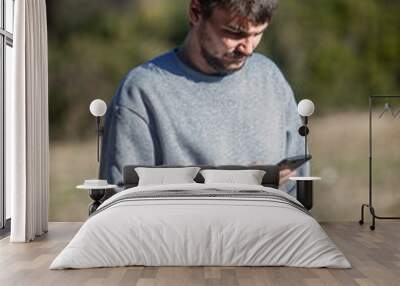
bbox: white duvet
[50,183,351,269]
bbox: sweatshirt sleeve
[99,80,160,186]
[281,81,311,197]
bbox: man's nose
[237,38,254,56]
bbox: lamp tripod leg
[370,206,376,230]
[359,203,368,225]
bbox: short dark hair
[199,0,278,24]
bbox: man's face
[197,7,269,74]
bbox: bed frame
[123,165,280,189]
[97,164,313,214]
[121,165,314,210]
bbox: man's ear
[188,0,203,26]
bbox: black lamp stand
[95,116,104,164]
[296,116,313,210]
[298,116,310,159]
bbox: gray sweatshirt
[99,48,309,195]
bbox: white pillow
[200,169,266,185]
[135,167,201,186]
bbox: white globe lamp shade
[297,99,315,117]
[90,99,107,117]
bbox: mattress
[50,183,351,269]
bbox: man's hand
[279,168,297,187]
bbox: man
[100,0,308,196]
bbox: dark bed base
[122,164,280,189]
[97,164,313,212]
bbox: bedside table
[77,182,117,215]
[289,177,321,210]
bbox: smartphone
[277,155,312,171]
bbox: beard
[201,47,249,75]
[199,26,251,75]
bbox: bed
[50,165,351,269]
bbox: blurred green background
[47,0,400,221]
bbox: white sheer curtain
[7,0,49,242]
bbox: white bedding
[50,183,351,269]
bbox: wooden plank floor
[0,222,399,286]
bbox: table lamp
[77,99,115,215]
[291,99,318,210]
[297,99,315,158]
[89,99,107,163]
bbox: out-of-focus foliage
[47,0,400,140]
